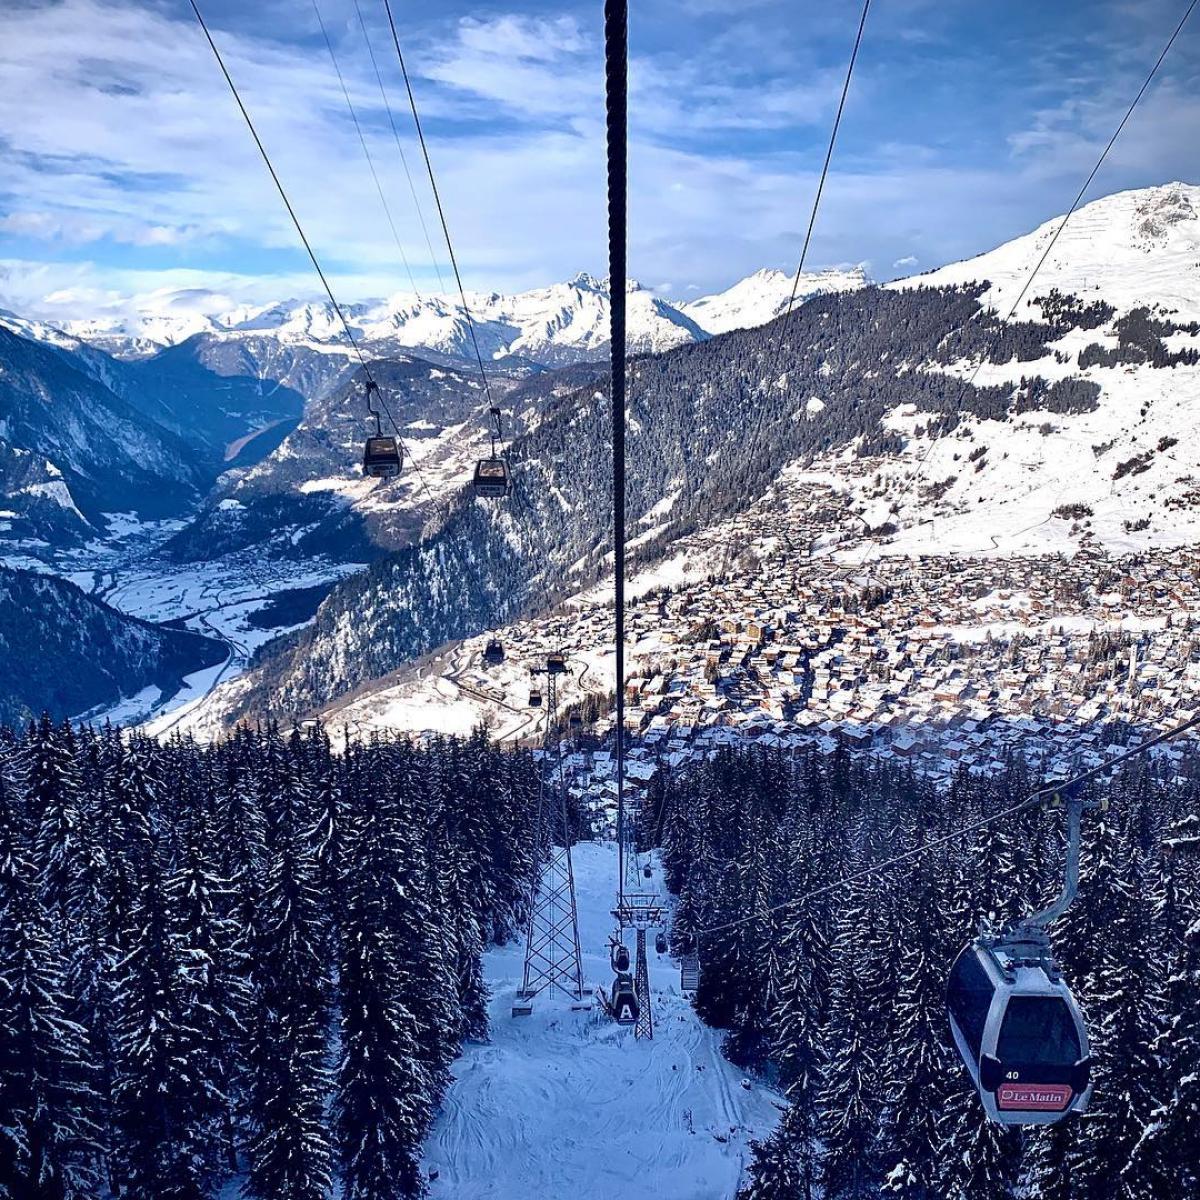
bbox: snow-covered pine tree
[878,849,957,1198]
[1069,837,1167,1199]
[1128,826,1199,1198]
[26,716,82,929]
[816,878,887,1199]
[737,1100,822,1200]
[932,1083,1021,1200]
[242,761,332,1200]
[167,807,245,1180]
[723,791,786,1069]
[109,839,209,1200]
[1022,1118,1084,1200]
[334,805,432,1200]
[0,798,99,1200]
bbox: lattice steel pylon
[633,927,653,1039]
[515,667,584,1012]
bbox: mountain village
[366,465,1200,815]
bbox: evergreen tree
[26,717,82,926]
[0,805,99,1200]
[879,853,956,1197]
[334,853,431,1200]
[816,885,886,1199]
[243,767,331,1200]
[109,845,208,1200]
[738,1102,822,1200]
[933,1085,1021,1200]
[1071,841,1167,1198]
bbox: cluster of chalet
[496,480,1200,799]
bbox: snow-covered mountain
[181,181,1200,730]
[55,268,866,367]
[678,265,867,335]
[902,181,1200,320]
[872,181,1200,556]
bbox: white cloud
[0,0,1197,325]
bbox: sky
[0,0,1198,327]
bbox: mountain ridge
[37,266,870,366]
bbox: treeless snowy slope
[680,265,867,335]
[423,842,783,1199]
[899,182,1200,319]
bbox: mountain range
[205,182,1200,729]
[2,181,1199,728]
[50,267,870,365]
[0,262,867,561]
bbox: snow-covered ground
[902,182,1200,321]
[424,842,782,1199]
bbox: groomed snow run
[424,842,783,1198]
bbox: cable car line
[355,0,453,297]
[310,0,422,300]
[351,0,449,296]
[380,0,496,410]
[379,0,521,509]
[604,0,630,914]
[694,707,1200,939]
[735,0,871,492]
[188,0,436,506]
[898,0,1197,500]
[772,0,870,355]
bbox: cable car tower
[611,829,665,1040]
[514,658,585,1015]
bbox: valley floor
[2,510,364,729]
[423,842,782,1200]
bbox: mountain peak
[677,264,868,336]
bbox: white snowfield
[424,842,782,1199]
[858,181,1200,558]
[679,265,867,335]
[898,181,1200,320]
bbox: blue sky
[0,0,1197,324]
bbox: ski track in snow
[423,843,782,1199]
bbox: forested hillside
[0,567,226,726]
[646,741,1200,1200]
[232,280,1105,725]
[0,720,540,1200]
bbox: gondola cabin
[654,932,668,955]
[947,940,1091,1125]
[483,639,504,666]
[363,436,401,478]
[528,686,542,708]
[472,457,510,497]
[609,973,639,1025]
[546,651,567,674]
[610,943,630,973]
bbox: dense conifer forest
[647,742,1200,1199]
[0,719,539,1200]
[5,716,1199,1198]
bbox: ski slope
[423,842,783,1199]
